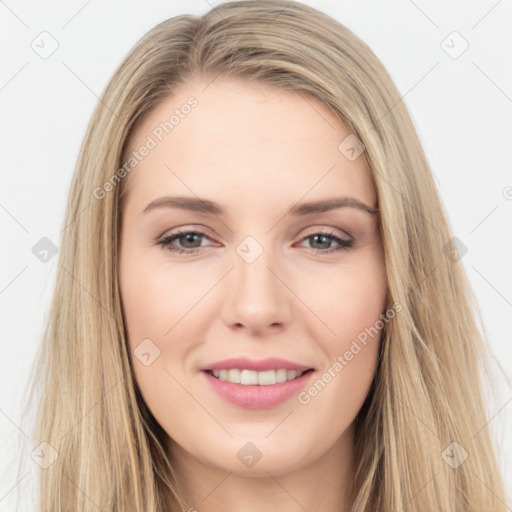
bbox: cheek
[119,247,217,400]
[296,252,386,408]
[119,254,199,427]
[300,249,387,344]
[119,251,201,345]
[119,248,173,376]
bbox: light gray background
[1,1,511,509]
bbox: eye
[154,229,353,255]
[295,230,353,255]
[154,229,214,254]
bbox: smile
[207,368,312,385]
[201,369,315,409]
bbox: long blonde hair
[21,1,508,510]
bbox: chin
[200,436,317,477]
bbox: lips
[199,357,316,409]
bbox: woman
[23,0,508,510]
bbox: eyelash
[154,228,354,256]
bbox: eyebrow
[142,195,378,216]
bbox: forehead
[122,77,376,212]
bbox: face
[118,76,387,479]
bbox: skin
[118,75,387,512]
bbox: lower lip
[201,370,314,409]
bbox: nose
[221,245,292,336]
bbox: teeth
[228,369,241,383]
[257,370,275,385]
[287,370,297,381]
[211,368,306,385]
[276,369,287,383]
[241,369,258,385]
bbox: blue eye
[299,231,353,254]
[155,230,211,254]
[154,229,353,255]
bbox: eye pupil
[180,233,202,248]
[311,234,331,249]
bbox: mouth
[200,368,316,409]
[203,368,315,386]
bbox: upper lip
[200,357,314,372]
